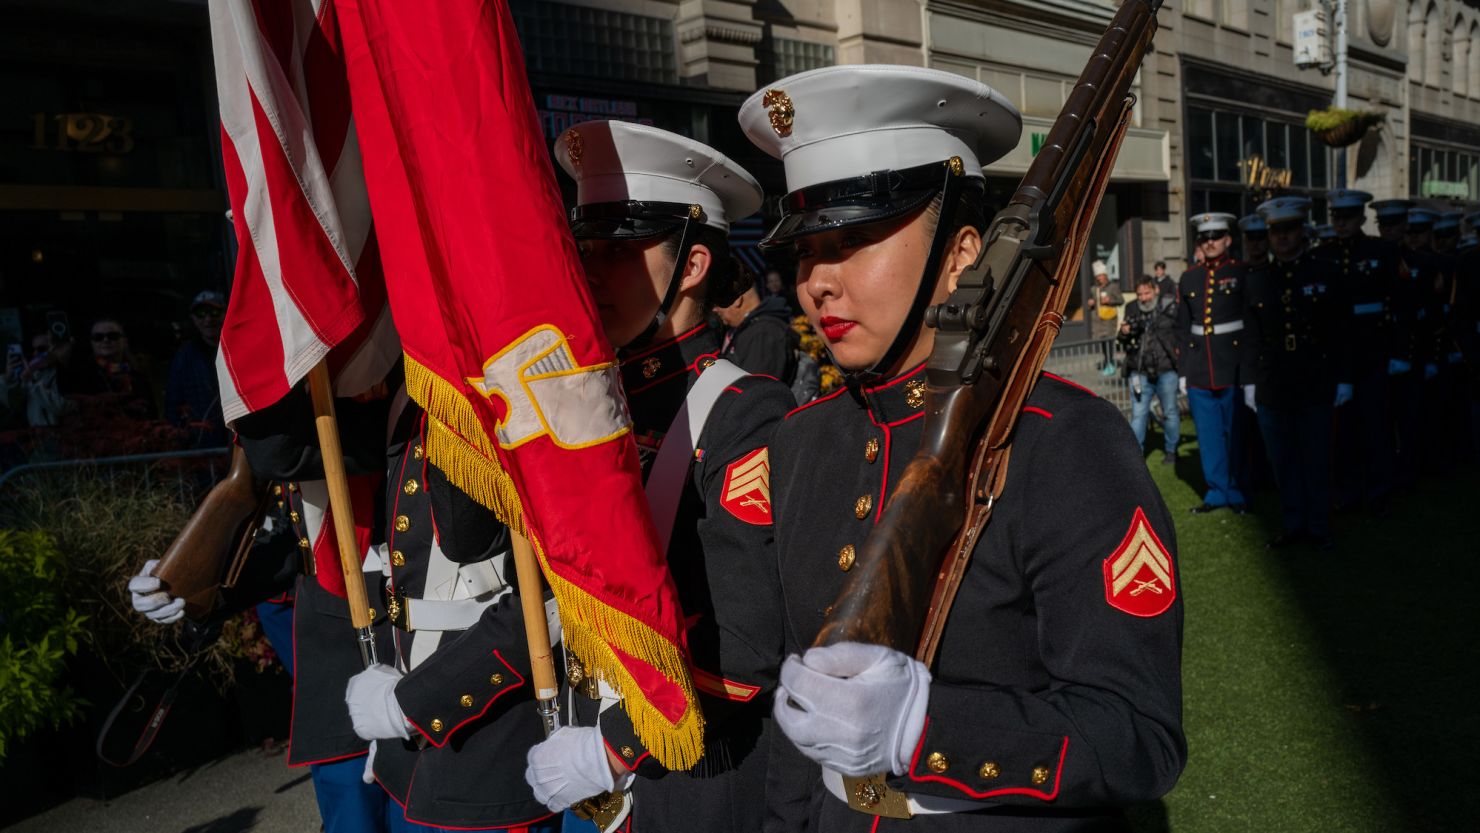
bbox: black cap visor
[569,200,696,240]
[759,160,957,251]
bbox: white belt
[1352,302,1384,316]
[1193,321,1244,336]
[821,768,984,816]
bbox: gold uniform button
[273,485,283,496]
[391,550,406,567]
[864,437,880,463]
[395,515,411,533]
[490,673,504,685]
[905,378,926,409]
[460,694,474,708]
[403,479,419,495]
[290,510,301,524]
[926,752,950,774]
[621,746,635,759]
[854,494,873,519]
[642,356,662,378]
[837,545,856,572]
[412,445,424,460]
[288,482,299,493]
[368,607,378,619]
[700,357,716,370]
[1031,766,1051,786]
[430,718,444,732]
[299,537,311,551]
[979,761,1001,780]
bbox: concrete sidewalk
[6,747,320,833]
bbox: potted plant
[1306,107,1385,148]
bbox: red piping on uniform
[1042,372,1096,397]
[906,717,1068,801]
[725,386,743,394]
[863,361,929,393]
[869,816,882,833]
[1023,406,1053,419]
[604,736,652,772]
[883,410,924,429]
[785,386,847,418]
[406,651,525,747]
[395,767,558,833]
[621,322,708,362]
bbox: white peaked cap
[738,65,1022,193]
[554,120,762,232]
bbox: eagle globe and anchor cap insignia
[721,448,772,525]
[1103,507,1176,617]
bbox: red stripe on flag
[249,85,367,347]
[304,0,352,173]
[218,122,289,414]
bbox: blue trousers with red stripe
[1187,386,1247,506]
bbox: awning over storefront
[985,116,1170,183]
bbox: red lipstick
[819,316,856,341]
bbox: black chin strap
[625,212,701,351]
[844,159,968,390]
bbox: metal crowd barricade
[0,448,231,508]
[1043,338,1133,416]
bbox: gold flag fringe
[403,354,705,770]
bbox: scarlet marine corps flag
[335,0,703,767]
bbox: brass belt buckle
[387,588,411,631]
[571,790,629,829]
[1284,334,1297,352]
[566,654,602,700]
[1204,325,1214,335]
[842,774,914,819]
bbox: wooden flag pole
[509,529,560,735]
[306,360,379,667]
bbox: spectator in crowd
[1119,275,1180,464]
[1086,258,1122,375]
[5,331,71,427]
[1152,260,1176,300]
[763,265,802,315]
[68,317,156,420]
[714,280,800,385]
[165,290,228,446]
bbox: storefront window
[1215,112,1241,182]
[1307,129,1327,188]
[1265,121,1289,171]
[1289,127,1310,188]
[1188,107,1215,181]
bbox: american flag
[209,0,399,425]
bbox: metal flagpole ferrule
[356,625,379,667]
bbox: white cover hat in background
[553,119,761,233]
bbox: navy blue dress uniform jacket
[770,366,1187,832]
[369,407,554,829]
[1243,250,1355,408]
[237,385,398,770]
[568,324,794,833]
[1313,235,1403,376]
[1175,257,1254,388]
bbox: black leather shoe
[1161,452,1176,465]
[1189,503,1224,515]
[1266,532,1303,550]
[1228,503,1250,515]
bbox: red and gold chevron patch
[1103,507,1176,617]
[721,448,771,525]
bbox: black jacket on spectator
[722,295,800,385]
[1119,296,1179,378]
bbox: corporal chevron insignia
[721,448,772,525]
[1102,507,1176,617]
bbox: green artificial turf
[1129,417,1478,833]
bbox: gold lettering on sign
[30,112,135,154]
[1237,155,1291,190]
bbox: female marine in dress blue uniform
[739,65,1187,832]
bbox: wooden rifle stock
[156,445,271,622]
[813,0,1163,662]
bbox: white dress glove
[1333,383,1354,408]
[524,726,627,813]
[1243,384,1257,411]
[362,740,378,785]
[1388,358,1412,375]
[128,559,185,624]
[773,642,931,777]
[1178,376,1187,396]
[345,664,411,741]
